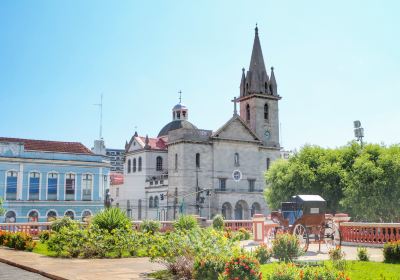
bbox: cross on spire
[178,90,182,104]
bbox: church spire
[242,25,270,96]
[270,66,277,95]
[249,24,266,74]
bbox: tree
[264,142,400,222]
[265,145,347,213]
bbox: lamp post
[353,120,365,147]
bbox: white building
[112,26,282,220]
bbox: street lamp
[353,120,365,147]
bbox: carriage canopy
[291,195,326,215]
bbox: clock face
[264,130,271,140]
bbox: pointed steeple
[242,25,270,96]
[249,24,266,73]
[134,131,138,137]
[270,66,277,96]
[240,68,246,97]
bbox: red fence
[340,222,400,245]
[0,222,52,237]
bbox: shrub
[51,217,75,232]
[173,215,199,232]
[238,227,251,240]
[357,247,369,261]
[383,240,400,263]
[267,263,349,280]
[39,230,51,243]
[0,230,11,245]
[272,233,304,262]
[328,246,345,261]
[221,255,262,280]
[2,232,35,251]
[212,214,224,230]
[254,243,272,264]
[92,207,132,232]
[140,220,161,234]
[193,256,226,280]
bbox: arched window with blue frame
[6,171,17,200]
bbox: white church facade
[112,26,282,220]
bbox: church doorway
[251,202,261,217]
[222,202,233,219]
[234,200,249,220]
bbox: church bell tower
[238,25,281,148]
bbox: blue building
[0,137,110,222]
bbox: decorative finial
[255,23,258,34]
[271,66,274,71]
[242,67,245,73]
[178,90,182,104]
[144,134,150,149]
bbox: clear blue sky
[0,1,399,151]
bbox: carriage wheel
[293,223,309,252]
[320,220,341,251]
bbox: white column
[17,163,24,200]
[99,168,103,200]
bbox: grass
[261,261,400,280]
[32,241,58,257]
[147,270,175,280]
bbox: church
[112,26,282,221]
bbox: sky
[0,1,399,151]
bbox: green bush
[272,233,304,262]
[254,243,272,264]
[267,263,349,280]
[212,214,224,230]
[383,241,400,263]
[357,247,369,261]
[39,230,51,243]
[173,215,199,232]
[92,207,132,232]
[140,220,161,234]
[221,254,261,280]
[51,217,75,232]
[193,256,226,280]
[148,227,240,279]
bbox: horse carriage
[270,195,341,251]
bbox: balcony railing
[215,188,264,193]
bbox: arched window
[246,104,250,122]
[175,154,178,171]
[138,157,142,171]
[154,196,159,208]
[6,171,18,200]
[266,158,271,170]
[5,211,16,223]
[65,210,75,220]
[133,158,137,172]
[156,156,163,171]
[82,174,93,201]
[234,153,240,166]
[265,82,268,92]
[127,159,131,173]
[47,210,57,222]
[195,153,200,168]
[269,84,274,95]
[29,172,40,200]
[149,196,154,208]
[246,83,249,90]
[264,103,269,120]
[81,210,92,222]
[65,173,75,201]
[47,172,58,200]
[28,210,39,222]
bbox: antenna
[94,93,103,140]
[178,90,182,104]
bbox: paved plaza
[0,245,385,279]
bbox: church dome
[173,103,187,110]
[157,120,197,137]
